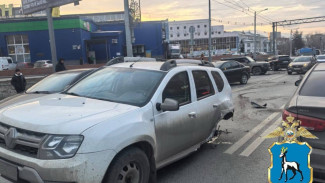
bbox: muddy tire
[104,147,150,183]
[240,74,248,84]
[252,67,262,75]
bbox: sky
[2,0,325,37]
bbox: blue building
[0,12,168,64]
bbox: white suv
[0,60,234,183]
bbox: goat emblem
[279,147,303,182]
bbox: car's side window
[162,72,191,106]
[211,71,225,92]
[230,61,240,68]
[192,70,215,100]
[221,62,231,70]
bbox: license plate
[0,159,18,181]
[293,68,301,71]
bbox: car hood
[291,62,310,66]
[0,94,138,134]
[0,94,47,109]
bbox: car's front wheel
[252,67,262,75]
[240,74,248,84]
[104,147,150,183]
[287,71,292,75]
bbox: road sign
[21,0,79,14]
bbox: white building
[168,19,270,56]
[237,31,270,53]
[168,19,239,56]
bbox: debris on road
[251,102,267,108]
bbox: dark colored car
[287,56,316,75]
[213,60,250,84]
[283,63,325,182]
[221,56,270,75]
[267,55,291,71]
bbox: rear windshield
[300,71,325,97]
[279,56,290,61]
[293,57,312,62]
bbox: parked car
[0,60,234,183]
[213,60,250,84]
[34,60,53,68]
[267,55,291,71]
[0,69,94,109]
[16,62,34,69]
[287,56,316,75]
[0,57,16,71]
[106,57,156,66]
[283,63,325,182]
[221,56,270,75]
[316,55,325,62]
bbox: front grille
[0,122,47,158]
[293,65,303,68]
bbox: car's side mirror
[295,79,302,86]
[159,98,179,111]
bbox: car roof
[314,63,325,71]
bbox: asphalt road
[157,70,301,183]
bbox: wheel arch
[102,139,157,183]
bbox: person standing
[55,58,66,72]
[11,69,26,94]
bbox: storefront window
[6,35,31,63]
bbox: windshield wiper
[29,91,51,94]
[65,92,82,97]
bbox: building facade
[168,19,239,56]
[238,31,270,54]
[0,11,167,64]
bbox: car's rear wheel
[252,67,262,75]
[104,147,150,183]
[240,74,248,84]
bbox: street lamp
[208,0,212,62]
[254,8,268,59]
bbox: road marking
[239,116,283,157]
[224,105,284,155]
[232,74,285,93]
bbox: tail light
[283,109,325,131]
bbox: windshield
[279,56,290,61]
[171,49,180,54]
[293,57,312,62]
[317,56,325,60]
[213,62,224,68]
[247,57,255,62]
[67,68,165,106]
[27,72,80,93]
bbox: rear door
[229,61,242,81]
[220,62,234,83]
[190,69,221,145]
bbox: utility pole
[124,0,133,57]
[254,11,257,59]
[272,22,276,55]
[290,29,293,57]
[254,8,268,59]
[46,8,57,72]
[208,0,212,62]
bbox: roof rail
[160,59,214,71]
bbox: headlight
[303,63,308,67]
[39,135,83,159]
[288,63,293,67]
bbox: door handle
[213,104,219,109]
[188,112,197,118]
